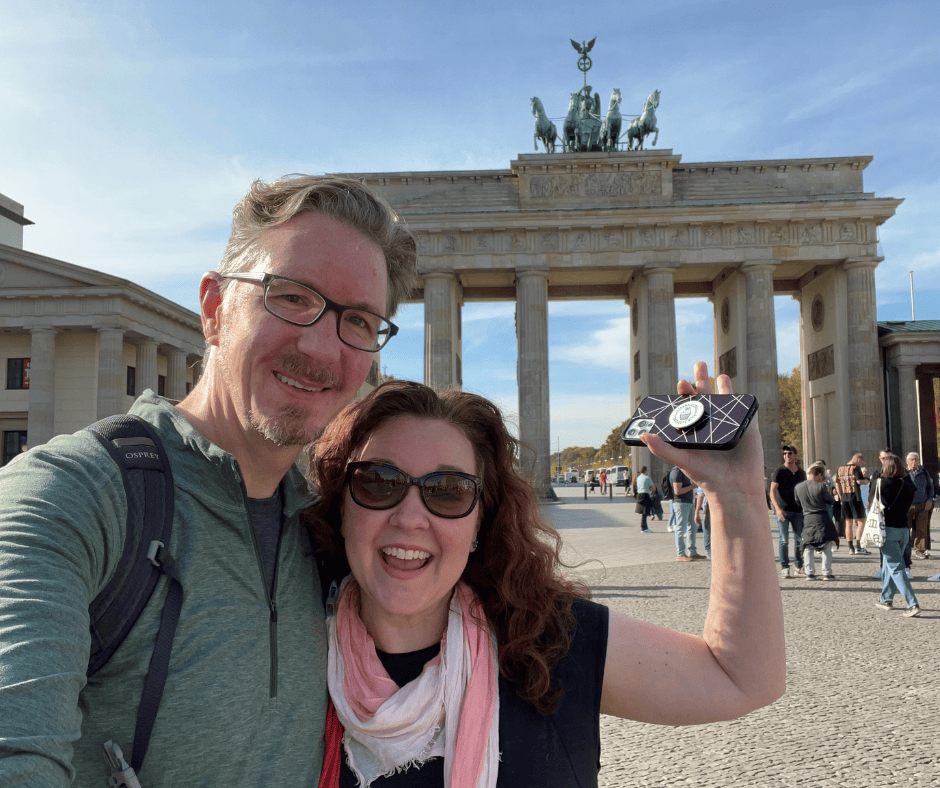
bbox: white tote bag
[859,478,886,549]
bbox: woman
[836,453,869,555]
[873,454,920,617]
[634,465,654,533]
[307,363,785,787]
[794,464,839,580]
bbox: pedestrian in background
[770,445,806,578]
[693,486,711,560]
[635,466,654,533]
[670,465,703,562]
[873,454,920,617]
[794,465,839,580]
[836,453,869,555]
[906,452,934,560]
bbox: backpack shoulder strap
[85,414,182,774]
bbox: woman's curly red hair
[305,380,587,715]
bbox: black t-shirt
[772,465,806,511]
[338,597,609,788]
[668,467,694,504]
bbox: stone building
[879,320,940,482]
[0,193,203,465]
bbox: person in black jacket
[873,454,921,617]
[794,465,839,580]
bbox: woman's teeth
[382,547,430,561]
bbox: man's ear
[200,273,224,347]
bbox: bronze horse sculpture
[599,88,622,152]
[530,97,557,154]
[626,89,660,151]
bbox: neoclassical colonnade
[356,151,901,495]
[0,245,204,450]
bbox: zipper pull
[103,740,143,788]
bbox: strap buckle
[147,540,164,568]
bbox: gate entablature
[351,149,901,496]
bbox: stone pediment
[0,245,129,292]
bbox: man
[0,175,417,786]
[599,469,608,494]
[670,464,703,561]
[770,445,806,578]
[907,452,934,560]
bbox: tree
[778,366,803,458]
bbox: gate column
[845,259,885,461]
[516,269,554,499]
[645,266,678,487]
[743,262,781,473]
[423,271,462,389]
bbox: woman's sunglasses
[345,461,482,519]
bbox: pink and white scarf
[326,578,499,788]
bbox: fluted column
[845,260,886,460]
[96,327,126,419]
[136,340,159,396]
[167,349,189,401]
[896,363,918,457]
[423,271,461,389]
[645,267,678,394]
[644,267,678,485]
[26,327,57,448]
[743,262,781,472]
[515,270,553,499]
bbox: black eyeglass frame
[345,461,483,519]
[221,271,399,352]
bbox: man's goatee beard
[249,405,324,446]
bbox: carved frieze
[800,223,822,244]
[808,345,834,381]
[528,171,662,200]
[602,230,624,249]
[719,347,737,378]
[539,232,559,252]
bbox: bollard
[609,484,613,500]
[583,483,587,500]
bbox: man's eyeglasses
[345,461,482,519]
[221,271,398,352]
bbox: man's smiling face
[212,212,388,446]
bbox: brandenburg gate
[352,149,901,495]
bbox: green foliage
[778,366,803,458]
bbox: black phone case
[620,394,759,451]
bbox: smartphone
[620,393,758,451]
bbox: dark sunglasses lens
[422,473,478,517]
[351,464,408,509]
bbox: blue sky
[2,0,938,449]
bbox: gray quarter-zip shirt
[0,391,327,787]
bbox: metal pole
[910,271,915,320]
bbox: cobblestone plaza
[542,485,938,787]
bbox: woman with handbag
[873,454,920,617]
[635,466,654,533]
